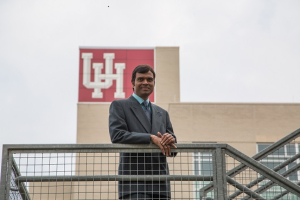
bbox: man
[109,65,177,200]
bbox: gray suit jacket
[109,95,177,198]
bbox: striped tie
[142,101,151,123]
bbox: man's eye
[137,78,144,82]
[147,78,154,82]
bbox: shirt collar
[132,93,150,105]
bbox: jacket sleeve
[109,100,151,144]
[165,111,177,143]
[164,111,178,157]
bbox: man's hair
[131,65,156,84]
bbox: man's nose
[142,79,148,84]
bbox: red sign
[79,48,155,102]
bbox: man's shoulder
[111,96,135,105]
[112,98,129,103]
[151,103,168,113]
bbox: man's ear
[131,81,135,90]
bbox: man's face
[132,71,155,100]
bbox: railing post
[5,153,14,200]
[0,146,8,200]
[213,147,227,200]
[1,146,13,200]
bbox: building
[75,46,300,199]
[77,46,300,156]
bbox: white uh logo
[81,53,125,98]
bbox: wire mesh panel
[168,150,214,199]
[2,145,218,200]
[192,151,214,199]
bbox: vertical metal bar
[214,148,226,200]
[5,151,14,200]
[212,149,218,199]
[0,146,9,200]
[221,149,227,198]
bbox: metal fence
[201,128,300,200]
[1,129,300,200]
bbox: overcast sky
[1,0,300,158]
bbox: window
[193,151,213,199]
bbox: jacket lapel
[129,96,151,133]
[151,104,162,135]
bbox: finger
[155,140,165,155]
[163,135,174,145]
[167,145,171,156]
[161,132,169,137]
[169,138,175,144]
[160,144,166,155]
[171,143,177,148]
[163,134,169,138]
[163,144,170,156]
[153,136,163,149]
[153,135,166,155]
[164,136,173,144]
[166,145,171,156]
[157,132,162,138]
[162,145,168,156]
[161,133,170,144]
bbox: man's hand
[150,132,176,156]
[160,132,177,148]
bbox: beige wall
[155,47,180,109]
[77,104,111,143]
[169,103,300,156]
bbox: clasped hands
[150,132,177,156]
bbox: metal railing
[1,129,300,200]
[201,128,300,200]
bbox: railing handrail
[14,175,214,182]
[2,143,228,151]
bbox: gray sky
[1,0,300,157]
